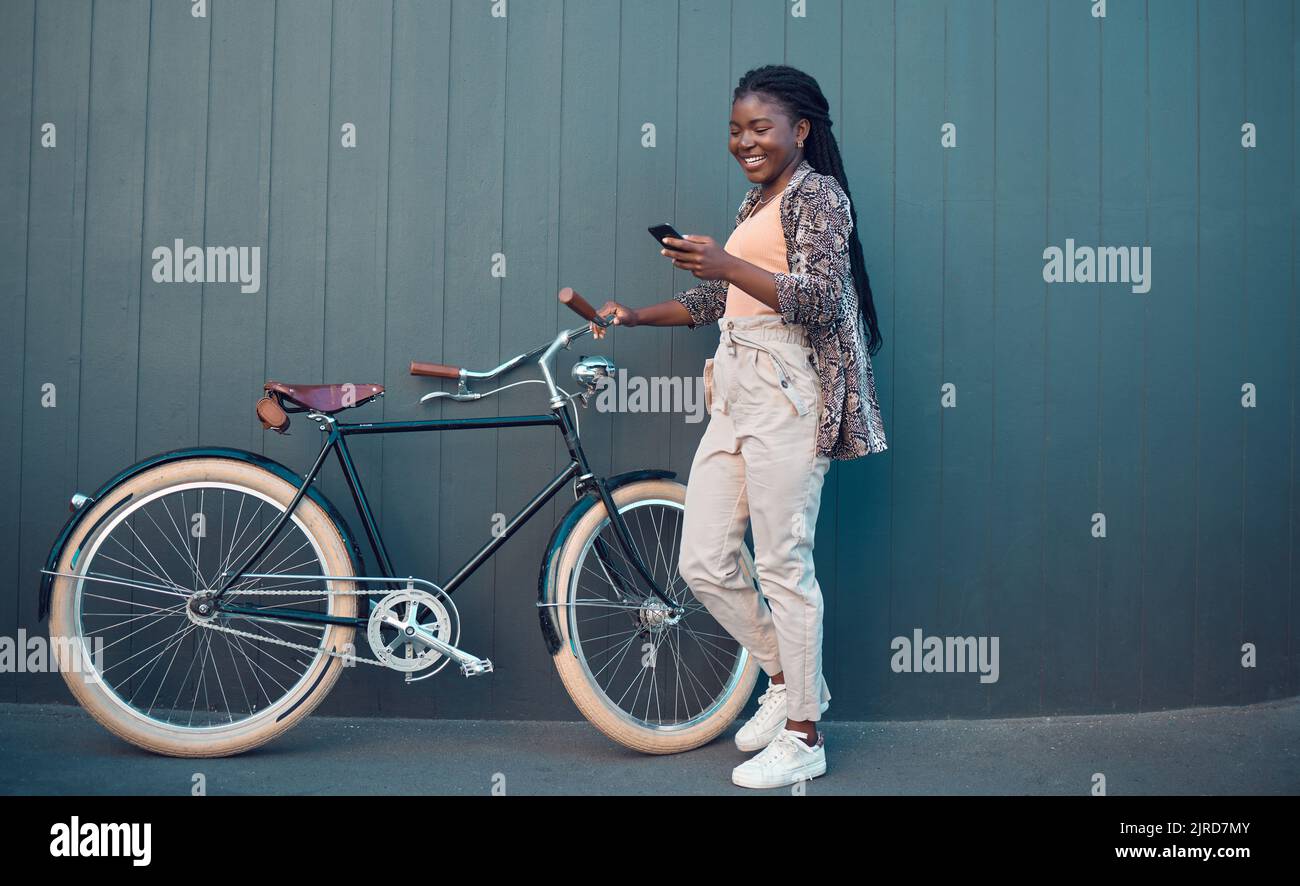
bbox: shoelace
[752,684,787,723]
[752,731,802,765]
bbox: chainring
[366,588,456,674]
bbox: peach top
[722,189,786,317]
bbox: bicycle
[37,289,763,757]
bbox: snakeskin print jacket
[674,159,888,460]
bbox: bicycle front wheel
[548,477,761,754]
[47,456,358,757]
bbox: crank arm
[408,623,493,676]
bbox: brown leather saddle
[256,381,384,433]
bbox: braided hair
[733,65,882,357]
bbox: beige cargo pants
[678,314,832,722]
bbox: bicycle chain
[193,588,388,667]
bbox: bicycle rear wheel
[547,478,760,754]
[47,456,358,757]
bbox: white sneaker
[734,679,830,752]
[731,728,827,790]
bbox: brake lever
[419,390,483,404]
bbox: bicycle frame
[210,343,676,632]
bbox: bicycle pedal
[460,658,494,677]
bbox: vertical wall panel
[1145,0,1199,708]
[17,0,92,700]
[559,0,616,485]
[72,0,151,712]
[836,0,895,720]
[989,0,1049,716]
[316,0,395,714]
[0,0,36,703]
[197,0,275,454]
[1292,0,1300,699]
[260,0,338,709]
[1043,0,1101,713]
[436,0,507,719]
[76,0,149,557]
[1097,0,1148,711]
[494,0,566,718]
[262,0,332,493]
[891,0,946,717]
[549,0,622,719]
[668,0,735,470]
[319,0,392,535]
[939,0,996,715]
[614,0,676,491]
[587,0,689,718]
[136,0,209,458]
[1243,0,1293,701]
[376,0,452,718]
[1197,0,1247,705]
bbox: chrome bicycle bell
[572,355,616,391]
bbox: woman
[590,65,887,789]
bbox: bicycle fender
[37,446,367,621]
[536,468,677,657]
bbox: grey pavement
[1,699,1297,795]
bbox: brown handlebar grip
[410,360,462,379]
[558,287,599,321]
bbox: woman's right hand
[591,301,638,339]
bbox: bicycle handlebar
[410,288,613,406]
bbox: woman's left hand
[661,235,736,282]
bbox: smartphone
[648,224,685,247]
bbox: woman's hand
[591,301,638,339]
[661,235,736,282]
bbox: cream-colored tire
[548,478,761,754]
[48,457,358,758]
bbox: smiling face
[729,92,809,185]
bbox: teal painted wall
[1,0,1296,720]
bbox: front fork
[582,476,679,613]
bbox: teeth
[745,156,766,165]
